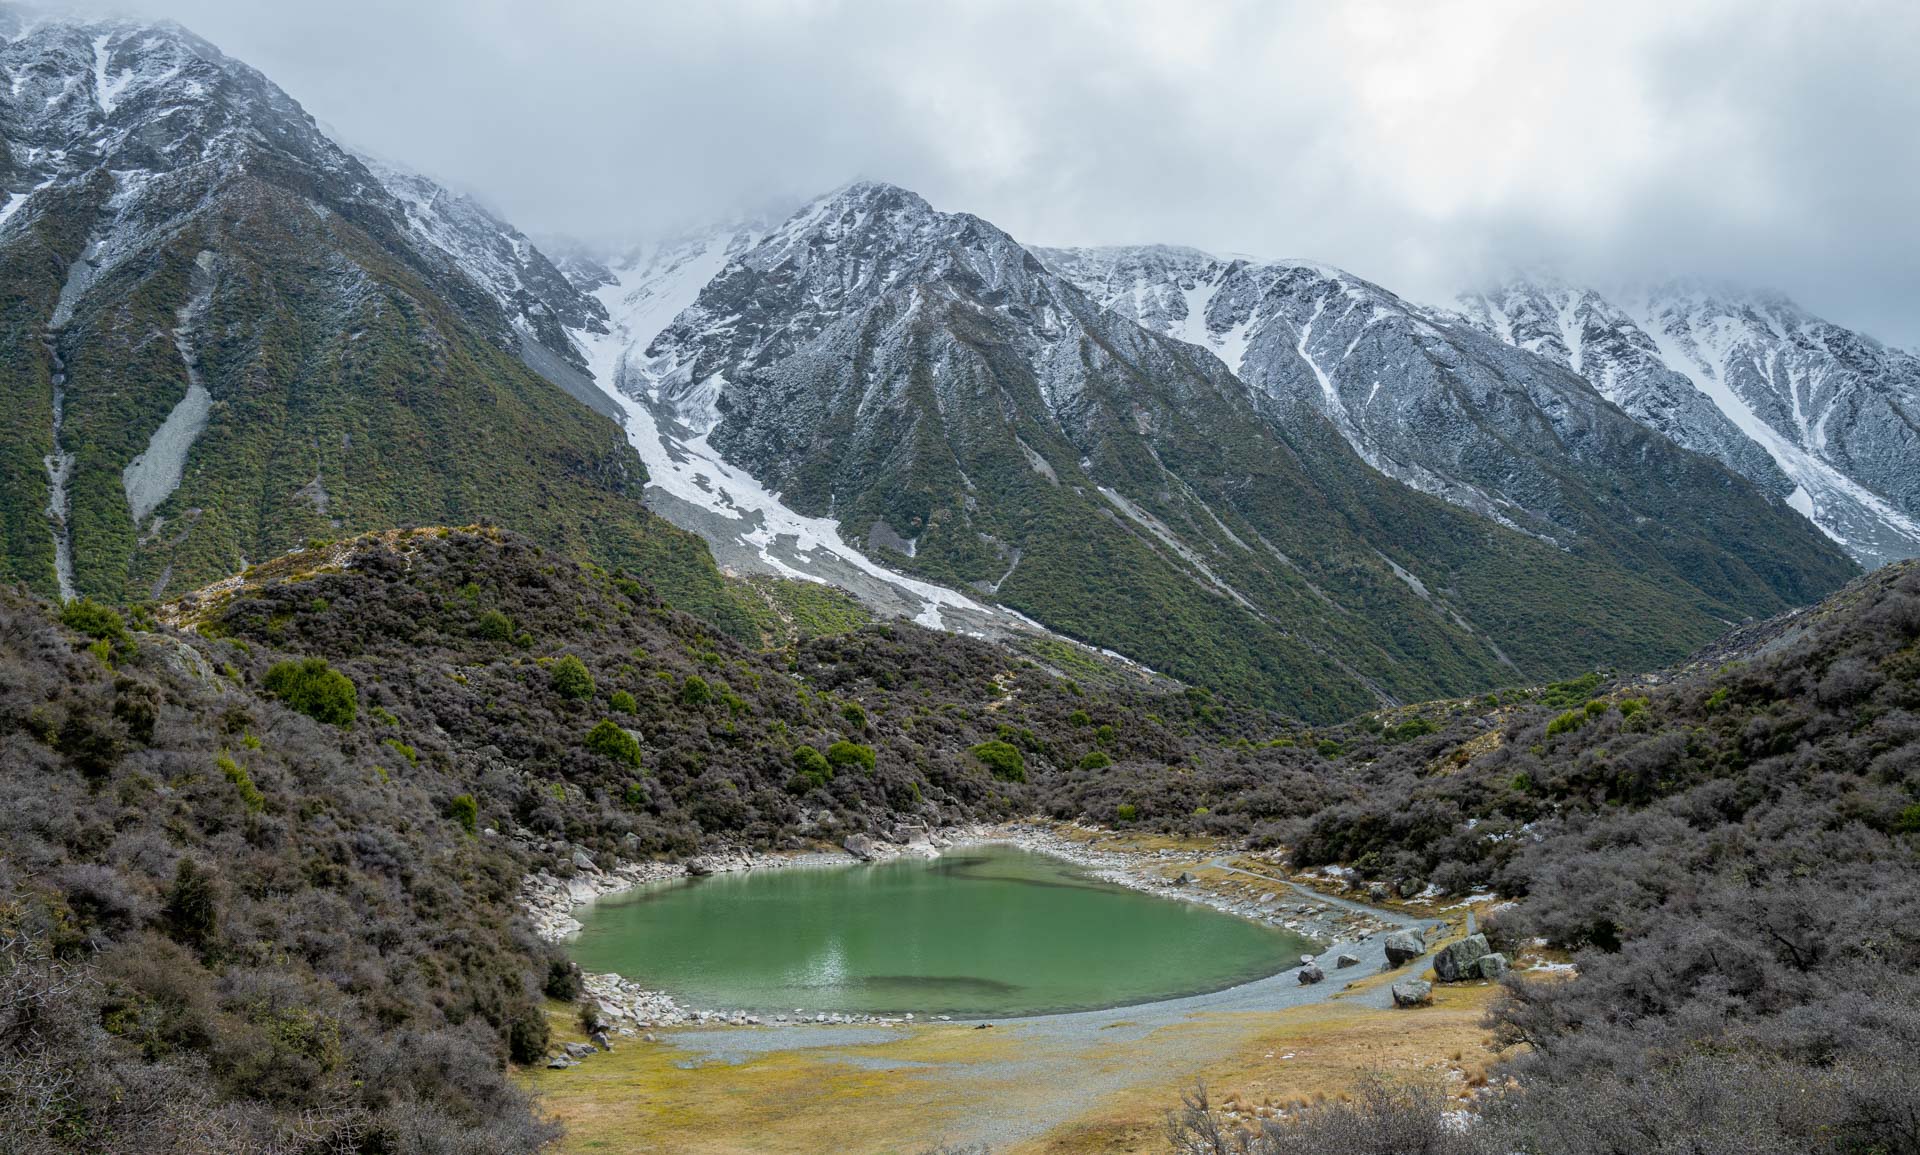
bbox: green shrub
[610,690,637,714]
[551,655,596,700]
[477,609,514,641]
[1076,750,1113,771]
[680,675,712,705]
[1584,698,1609,718]
[584,720,642,767]
[61,597,132,652]
[1386,717,1438,743]
[383,738,418,765]
[1115,803,1139,822]
[841,702,868,730]
[1067,709,1092,727]
[624,781,647,807]
[163,858,218,951]
[1316,739,1343,759]
[791,745,833,791]
[1095,724,1117,747]
[216,752,263,812]
[1546,709,1586,737]
[1894,803,1920,835]
[262,658,357,726]
[826,740,876,773]
[1619,697,1649,718]
[448,794,478,835]
[970,740,1026,782]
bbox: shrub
[551,655,596,700]
[1076,750,1113,771]
[841,701,868,729]
[1316,739,1343,758]
[163,858,218,951]
[216,752,264,812]
[791,745,834,790]
[1116,803,1139,822]
[826,740,876,773]
[60,597,132,653]
[680,675,712,705]
[1545,709,1585,737]
[477,609,514,641]
[1386,717,1438,743]
[448,794,478,835]
[262,658,357,726]
[584,720,642,767]
[970,740,1026,782]
[610,690,637,714]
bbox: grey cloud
[98,0,1920,346]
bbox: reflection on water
[566,845,1311,1017]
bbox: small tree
[610,690,637,714]
[826,740,876,773]
[970,740,1026,782]
[791,745,833,791]
[448,793,479,835]
[551,655,596,700]
[263,658,357,726]
[585,720,642,767]
[163,858,218,951]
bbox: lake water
[564,844,1312,1018]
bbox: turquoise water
[564,845,1311,1018]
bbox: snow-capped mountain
[1458,279,1920,567]
[1036,245,1851,608]
[568,181,1855,717]
[0,6,702,606]
[569,215,1036,636]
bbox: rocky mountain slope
[1457,277,1920,567]
[0,7,727,619]
[1039,245,1854,599]
[575,182,1854,718]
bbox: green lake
[564,845,1312,1018]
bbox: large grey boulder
[1297,964,1325,985]
[1476,953,1510,980]
[1335,952,1361,969]
[1433,934,1492,982]
[843,834,878,861]
[1391,980,1434,1007]
[570,848,597,872]
[1383,930,1426,967]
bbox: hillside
[0,526,1244,1152]
[0,11,736,632]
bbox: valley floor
[522,830,1520,1153]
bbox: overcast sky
[108,0,1920,346]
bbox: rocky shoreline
[520,820,1408,1049]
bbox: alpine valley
[3,8,1918,1155]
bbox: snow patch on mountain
[567,220,1025,635]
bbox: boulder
[1433,934,1492,982]
[563,1041,596,1059]
[546,1056,577,1070]
[1335,952,1361,969]
[1297,964,1325,985]
[843,834,879,861]
[1383,930,1426,967]
[590,1031,613,1052]
[1391,980,1433,1007]
[1367,881,1390,903]
[1476,953,1510,980]
[686,858,714,876]
[571,848,597,872]
[1299,953,1317,966]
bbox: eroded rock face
[1433,933,1492,982]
